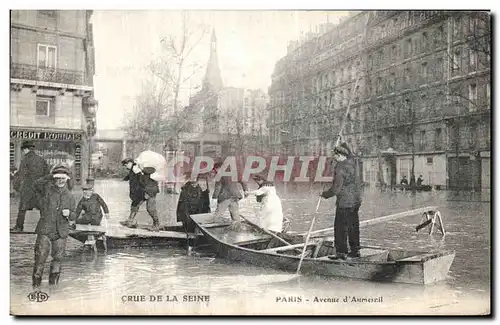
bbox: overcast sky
[92,10,350,129]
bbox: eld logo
[27,291,49,302]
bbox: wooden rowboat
[190,209,455,285]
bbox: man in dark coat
[32,164,76,288]
[11,141,50,232]
[321,142,363,260]
[120,158,145,228]
[212,162,248,223]
[176,173,210,233]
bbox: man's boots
[120,212,138,228]
[48,273,60,285]
[32,276,42,288]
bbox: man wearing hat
[320,142,363,260]
[11,140,50,232]
[120,158,145,228]
[31,164,76,287]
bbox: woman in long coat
[176,173,210,233]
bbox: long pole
[296,215,316,275]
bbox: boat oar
[240,215,293,247]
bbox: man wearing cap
[75,183,109,226]
[120,158,145,228]
[31,164,76,287]
[320,142,363,260]
[11,140,50,232]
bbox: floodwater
[10,180,490,315]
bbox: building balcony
[10,63,86,86]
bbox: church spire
[202,28,223,93]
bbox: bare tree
[124,11,209,150]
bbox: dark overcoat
[176,182,210,224]
[322,157,363,208]
[123,166,145,203]
[34,175,76,239]
[15,151,49,210]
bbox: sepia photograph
[8,8,491,316]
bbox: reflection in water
[10,180,490,314]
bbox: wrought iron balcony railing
[10,63,86,86]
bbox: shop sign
[10,130,83,141]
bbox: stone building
[10,10,98,184]
[268,11,491,190]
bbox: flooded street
[10,179,490,315]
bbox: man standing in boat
[212,161,248,225]
[320,142,363,260]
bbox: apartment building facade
[268,11,491,189]
[10,10,98,184]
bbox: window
[469,83,477,111]
[420,130,426,150]
[427,157,434,164]
[452,49,461,72]
[36,96,53,116]
[486,83,491,107]
[404,67,411,86]
[469,49,478,68]
[469,124,478,148]
[391,45,397,61]
[405,38,412,57]
[453,16,461,38]
[435,128,442,150]
[435,58,444,78]
[390,72,396,91]
[421,62,428,80]
[38,10,56,18]
[422,32,429,51]
[421,93,427,110]
[37,44,57,69]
